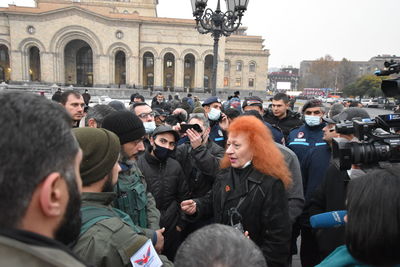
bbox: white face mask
[143,121,156,134]
[304,115,321,127]
[208,108,221,121]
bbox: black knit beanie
[72,128,120,186]
[102,111,145,145]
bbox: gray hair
[85,104,116,127]
[175,224,267,267]
[188,113,210,129]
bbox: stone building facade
[0,0,269,93]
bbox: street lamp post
[191,0,249,96]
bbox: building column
[94,54,109,86]
[194,59,204,93]
[10,50,24,83]
[131,55,139,87]
[154,56,163,91]
[41,52,55,83]
[174,57,183,92]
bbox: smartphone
[180,124,202,133]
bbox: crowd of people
[0,88,399,267]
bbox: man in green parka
[72,127,172,267]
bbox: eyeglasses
[138,112,155,119]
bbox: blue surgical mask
[304,115,321,127]
[143,121,156,134]
[208,108,221,121]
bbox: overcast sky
[1,0,399,68]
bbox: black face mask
[153,144,174,162]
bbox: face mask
[208,108,221,121]
[143,121,156,134]
[153,144,174,161]
[304,115,321,127]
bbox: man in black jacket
[308,107,371,263]
[175,113,225,199]
[263,93,303,140]
[137,125,188,261]
[175,113,225,236]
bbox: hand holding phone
[179,124,202,133]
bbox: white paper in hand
[130,239,162,267]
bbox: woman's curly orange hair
[220,116,292,188]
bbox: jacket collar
[220,166,263,207]
[0,228,88,265]
[144,149,164,165]
[81,192,116,206]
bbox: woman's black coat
[195,166,291,267]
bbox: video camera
[333,114,400,170]
[374,60,400,97]
[332,62,400,170]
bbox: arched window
[0,45,10,82]
[163,53,175,90]
[64,39,93,86]
[115,51,126,85]
[29,46,41,81]
[249,62,256,72]
[236,61,242,72]
[143,52,154,89]
[224,60,230,72]
[76,46,93,86]
[184,53,195,90]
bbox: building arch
[163,52,175,91]
[249,61,256,72]
[142,51,155,89]
[201,50,221,61]
[107,43,132,85]
[0,43,10,82]
[159,47,179,60]
[50,25,102,55]
[18,38,45,82]
[50,26,102,84]
[235,60,243,72]
[183,53,196,91]
[180,48,200,60]
[0,39,11,51]
[18,37,46,53]
[140,47,158,59]
[107,42,132,58]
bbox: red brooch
[225,185,231,192]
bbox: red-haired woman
[181,116,292,267]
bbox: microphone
[375,70,392,76]
[310,210,347,228]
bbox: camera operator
[308,107,370,263]
[316,166,400,266]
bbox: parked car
[361,99,371,107]
[368,99,379,108]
